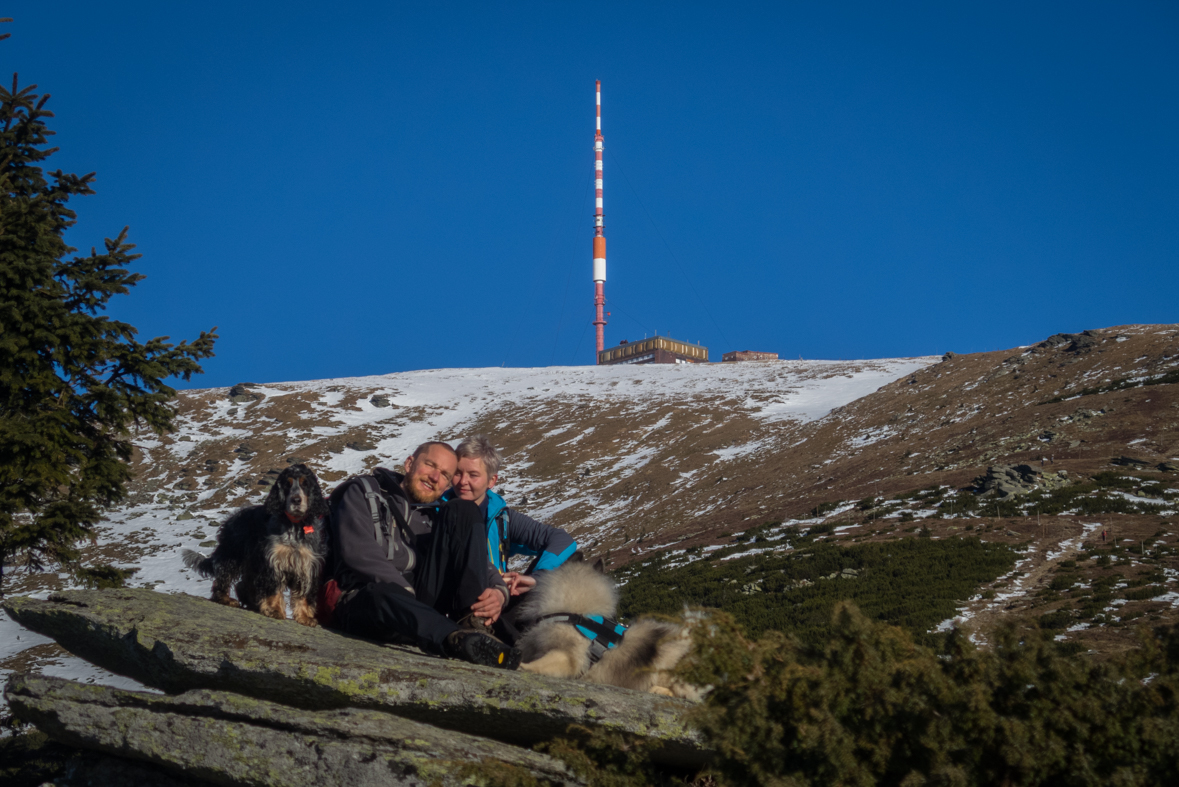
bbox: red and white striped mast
[592,80,608,361]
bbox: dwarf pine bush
[678,605,1179,786]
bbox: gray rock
[346,440,378,452]
[6,673,581,787]
[370,395,393,408]
[13,740,196,787]
[176,511,194,521]
[227,384,263,404]
[982,464,1045,497]
[1,589,704,765]
[1037,331,1099,354]
[1039,333,1075,349]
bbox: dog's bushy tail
[182,549,214,578]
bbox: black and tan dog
[183,464,329,626]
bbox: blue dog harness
[537,613,628,664]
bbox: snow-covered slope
[0,357,930,708]
[7,325,1179,711]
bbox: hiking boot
[444,630,521,670]
[454,612,500,639]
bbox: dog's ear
[591,557,606,574]
[264,473,286,516]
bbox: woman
[448,435,578,637]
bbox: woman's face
[452,456,496,505]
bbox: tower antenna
[592,80,607,361]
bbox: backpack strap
[493,508,511,573]
[355,477,415,572]
[357,477,395,560]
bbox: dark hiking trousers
[333,499,494,653]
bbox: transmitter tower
[592,80,607,359]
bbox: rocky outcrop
[1037,331,1100,354]
[227,383,263,404]
[981,464,1071,497]
[6,673,581,787]
[1,589,705,765]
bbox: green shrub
[1124,585,1163,601]
[618,537,1015,643]
[1039,609,1075,630]
[681,605,1179,787]
[1049,574,1078,591]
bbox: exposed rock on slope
[6,673,582,787]
[1,589,703,764]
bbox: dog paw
[294,615,318,627]
[649,686,675,697]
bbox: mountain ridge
[2,323,1178,700]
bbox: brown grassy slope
[118,323,1179,563]
[475,324,1179,563]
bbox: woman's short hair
[455,435,501,477]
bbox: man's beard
[404,475,443,504]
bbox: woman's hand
[503,572,537,596]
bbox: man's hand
[471,587,507,624]
[503,572,537,596]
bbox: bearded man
[322,441,518,669]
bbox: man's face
[402,445,458,503]
[452,456,497,506]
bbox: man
[449,435,577,639]
[324,441,518,669]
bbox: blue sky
[6,2,1178,388]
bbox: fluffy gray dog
[514,561,701,699]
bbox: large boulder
[227,383,263,404]
[6,673,582,787]
[982,464,1041,497]
[2,589,705,765]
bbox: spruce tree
[0,30,217,594]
